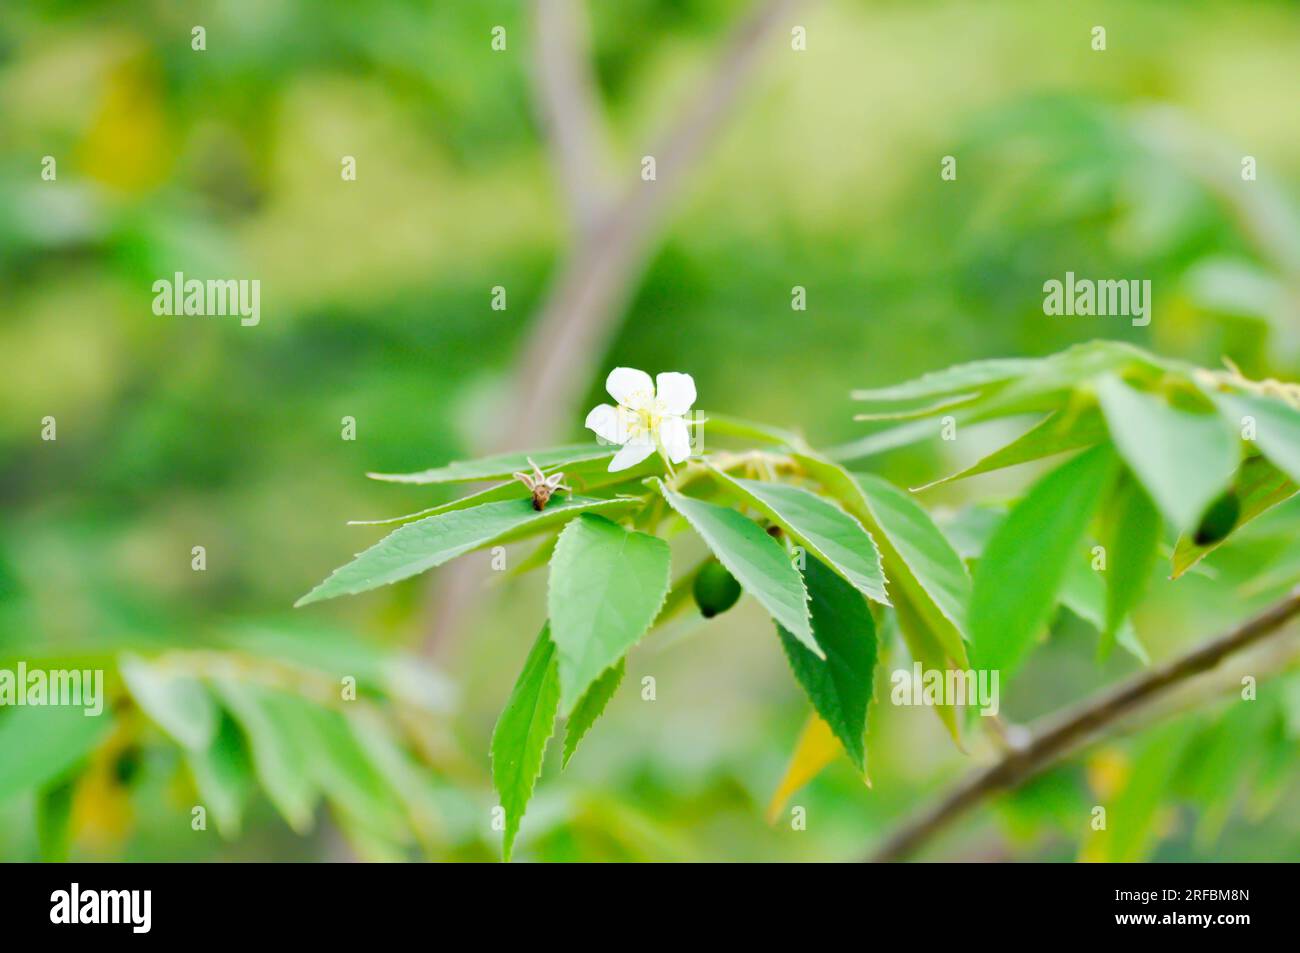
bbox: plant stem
[865,586,1300,862]
[420,0,805,658]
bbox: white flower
[585,368,697,472]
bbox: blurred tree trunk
[423,0,806,658]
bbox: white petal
[606,367,655,408]
[659,415,692,463]
[655,372,696,415]
[608,439,655,472]
[584,403,625,445]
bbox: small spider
[512,458,572,511]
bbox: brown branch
[530,0,612,235]
[866,587,1300,862]
[422,0,804,656]
[494,0,804,452]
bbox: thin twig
[866,587,1300,862]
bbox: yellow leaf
[79,55,170,192]
[1085,747,1130,800]
[766,713,861,824]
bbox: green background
[2,0,1298,861]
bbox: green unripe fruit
[1194,490,1240,546]
[693,560,741,618]
[115,745,144,785]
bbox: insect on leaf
[367,445,613,484]
[296,496,639,606]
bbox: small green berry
[693,560,741,618]
[1194,491,1240,546]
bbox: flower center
[636,407,662,434]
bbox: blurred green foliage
[2,0,1298,861]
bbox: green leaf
[296,496,639,606]
[0,705,112,803]
[1179,701,1271,849]
[346,710,443,849]
[1211,390,1300,483]
[701,412,802,447]
[655,481,815,656]
[829,343,1159,464]
[937,504,1007,560]
[852,357,1037,406]
[792,452,969,742]
[491,625,561,862]
[352,455,659,527]
[185,713,254,838]
[1171,454,1299,577]
[367,445,613,484]
[562,660,624,768]
[776,558,877,773]
[825,418,951,463]
[1089,721,1187,862]
[892,591,963,744]
[300,704,409,845]
[851,341,1159,418]
[657,561,707,624]
[36,776,76,862]
[1096,375,1239,530]
[973,341,1163,419]
[914,408,1107,491]
[211,679,319,833]
[852,473,971,665]
[119,653,218,750]
[506,534,559,578]
[854,392,982,422]
[1100,477,1161,654]
[348,481,530,528]
[1059,555,1149,665]
[971,447,1117,678]
[709,470,889,605]
[547,514,671,713]
[941,504,1151,664]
